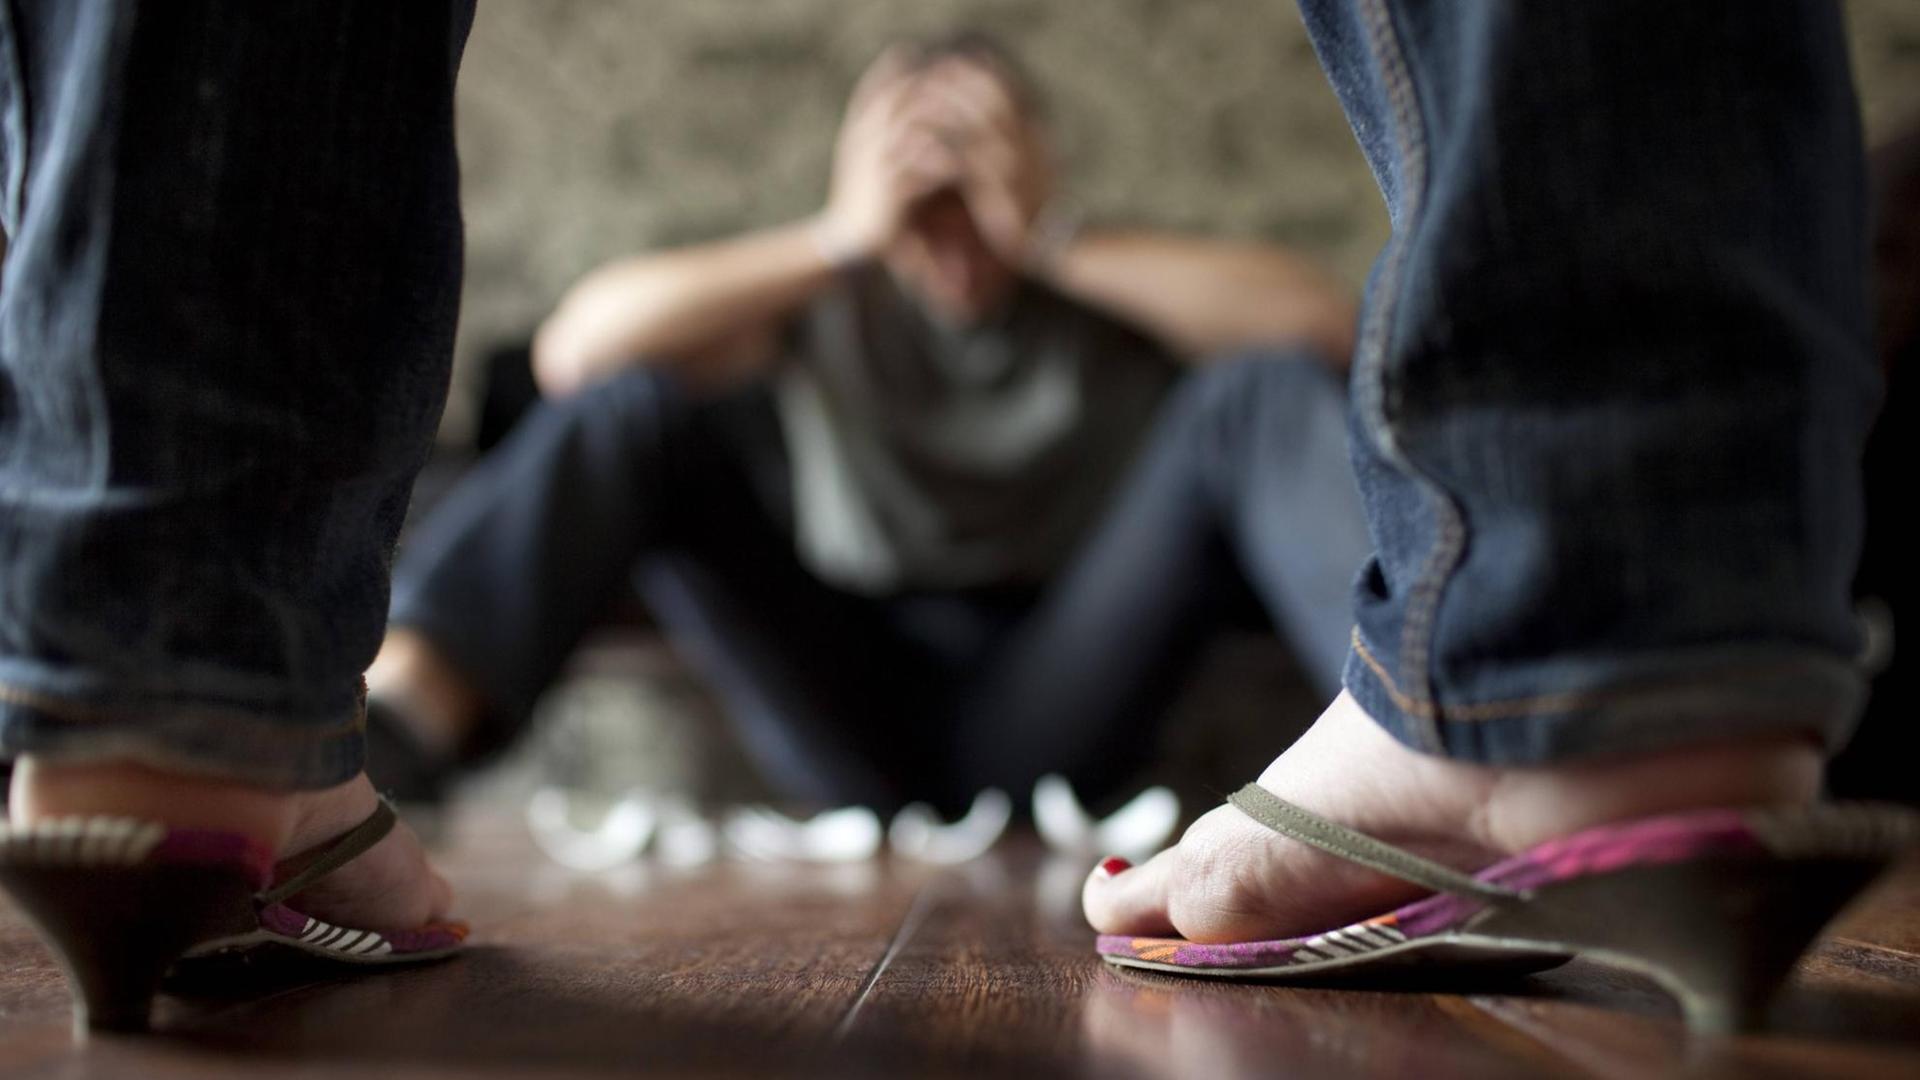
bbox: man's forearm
[1039,229,1358,365]
[531,217,841,396]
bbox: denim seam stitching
[0,679,364,738]
[1351,627,1850,723]
[1350,0,1460,750]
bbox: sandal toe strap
[1227,783,1524,904]
[258,797,398,908]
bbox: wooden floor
[2,806,1917,1079]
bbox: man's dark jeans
[390,352,1369,812]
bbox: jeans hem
[0,676,365,790]
[1343,634,1865,766]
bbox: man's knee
[525,366,694,455]
[1164,346,1343,433]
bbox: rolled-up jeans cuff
[0,664,365,790]
[1342,632,1866,765]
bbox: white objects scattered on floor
[888,789,1012,864]
[654,796,721,867]
[1032,774,1179,860]
[723,804,883,862]
[526,787,657,872]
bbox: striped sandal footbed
[0,811,466,965]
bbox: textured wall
[448,0,1920,439]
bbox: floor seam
[1826,935,1920,963]
[833,884,938,1041]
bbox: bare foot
[10,759,453,932]
[1082,691,1821,943]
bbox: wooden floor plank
[1829,851,1920,958]
[834,845,1587,1079]
[0,810,921,1077]
[1454,859,1920,1080]
[1,809,1916,1077]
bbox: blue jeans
[390,352,1366,812]
[0,1,1874,790]
[1300,0,1875,762]
[0,1,473,788]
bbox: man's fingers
[919,75,1023,147]
[931,55,1021,112]
[882,92,950,138]
[955,129,1024,180]
[838,81,936,185]
[906,74,1046,202]
[1082,848,1180,936]
[842,52,928,148]
[847,44,915,113]
[868,125,959,205]
[883,122,955,171]
[921,78,998,129]
[839,48,1049,232]
[943,61,1028,138]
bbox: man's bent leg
[386,374,944,809]
[953,348,1370,801]
[1191,352,1369,693]
[634,551,962,813]
[384,370,750,753]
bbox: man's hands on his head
[533,46,1068,397]
[916,57,1057,269]
[535,40,1356,394]
[817,48,965,263]
[817,49,1057,268]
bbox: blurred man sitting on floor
[366,33,1370,816]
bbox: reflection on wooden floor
[2,807,1916,1078]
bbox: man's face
[882,185,1019,326]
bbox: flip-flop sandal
[1097,784,1920,1033]
[0,797,466,1034]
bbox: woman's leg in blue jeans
[1318,1,1871,761]
[0,1,472,929]
[1085,0,1865,941]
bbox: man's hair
[900,30,1043,119]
